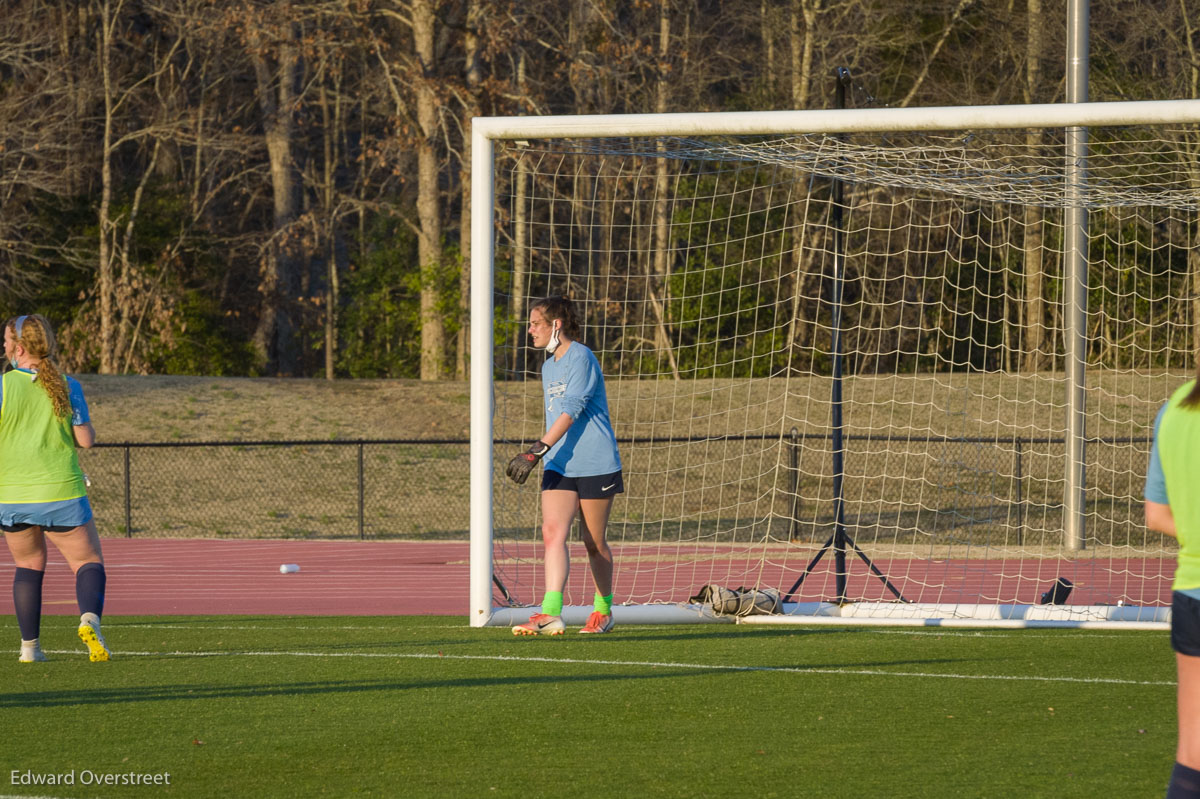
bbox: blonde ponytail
[9,314,70,419]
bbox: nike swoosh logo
[602,483,616,491]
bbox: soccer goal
[469,99,1200,630]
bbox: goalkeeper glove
[506,440,550,485]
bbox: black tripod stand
[783,67,906,607]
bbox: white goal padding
[740,602,1169,630]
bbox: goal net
[469,101,1200,629]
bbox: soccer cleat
[77,613,110,662]
[579,611,615,634]
[512,613,565,636]
[19,642,47,663]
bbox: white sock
[80,612,100,628]
[21,638,39,650]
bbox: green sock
[594,593,613,615]
[541,591,563,617]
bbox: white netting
[488,123,1200,622]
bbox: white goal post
[470,99,1200,630]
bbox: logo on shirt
[547,379,567,414]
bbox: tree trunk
[791,0,819,110]
[1180,0,1200,360]
[1021,0,1046,373]
[511,154,529,375]
[509,50,530,376]
[456,0,482,380]
[761,0,775,98]
[250,12,303,376]
[787,0,819,371]
[97,0,118,374]
[414,0,446,380]
[651,0,680,379]
[320,71,339,381]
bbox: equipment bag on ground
[689,584,782,616]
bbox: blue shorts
[1172,591,1200,656]
[541,470,624,500]
[0,496,93,532]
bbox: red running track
[0,537,1176,617]
[0,538,469,617]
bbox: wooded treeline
[1,0,1196,378]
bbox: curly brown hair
[7,314,70,419]
[530,296,581,340]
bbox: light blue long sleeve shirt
[540,342,621,477]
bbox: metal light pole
[1063,0,1089,551]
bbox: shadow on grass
[0,670,733,709]
[0,651,977,709]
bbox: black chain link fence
[80,440,471,539]
[79,434,1155,547]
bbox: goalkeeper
[507,296,622,636]
[1146,375,1200,799]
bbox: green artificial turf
[0,616,1177,798]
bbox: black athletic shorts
[540,469,624,500]
[1,522,77,533]
[1172,591,1200,656]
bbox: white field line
[111,623,413,630]
[106,621,1164,639]
[40,647,1176,687]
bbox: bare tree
[1022,0,1047,373]
[94,0,196,373]
[241,2,305,375]
[0,2,85,299]
[651,0,680,379]
[4,0,1195,381]
[790,0,821,110]
[317,49,342,380]
[1180,1,1200,360]
[454,0,483,379]
[509,49,530,374]
[95,0,124,373]
[411,0,446,379]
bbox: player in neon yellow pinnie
[1,314,109,662]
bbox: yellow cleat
[77,614,110,662]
